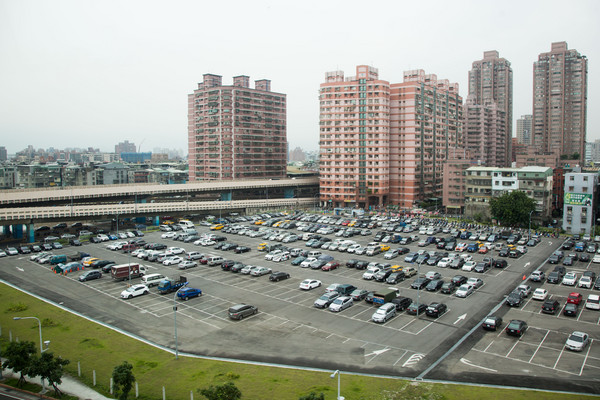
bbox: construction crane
[137,139,145,153]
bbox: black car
[406,302,428,315]
[482,315,503,331]
[19,246,32,254]
[78,270,102,282]
[426,279,444,292]
[234,246,251,254]
[221,260,235,271]
[355,261,369,270]
[505,320,528,337]
[386,272,405,284]
[562,240,574,250]
[101,263,117,273]
[89,237,101,244]
[346,259,359,268]
[542,299,561,314]
[391,296,412,311]
[451,275,468,286]
[563,256,574,266]
[498,248,509,257]
[230,263,246,273]
[91,260,114,269]
[374,269,393,282]
[364,292,376,304]
[221,243,238,251]
[474,262,490,273]
[595,277,600,290]
[70,239,82,246]
[269,271,290,282]
[506,291,523,307]
[493,259,508,268]
[579,253,591,262]
[548,255,559,264]
[410,277,431,290]
[546,271,563,284]
[425,302,447,318]
[440,281,456,294]
[563,303,579,317]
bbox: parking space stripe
[529,330,550,363]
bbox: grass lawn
[0,283,594,400]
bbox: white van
[141,273,168,288]
[586,294,600,310]
[207,256,224,266]
[307,250,322,258]
[178,220,195,229]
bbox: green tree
[2,341,37,387]
[199,382,242,400]
[489,190,536,227]
[29,352,70,397]
[299,392,325,400]
[112,361,135,400]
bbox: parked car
[541,299,561,314]
[482,315,502,331]
[78,270,102,282]
[120,284,149,299]
[505,319,528,337]
[532,288,548,301]
[299,279,321,290]
[406,302,427,315]
[177,287,202,301]
[314,292,340,308]
[565,331,590,352]
[328,296,353,312]
[425,302,447,318]
[506,291,523,307]
[228,304,258,320]
[269,271,290,282]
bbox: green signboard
[564,192,592,206]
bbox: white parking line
[529,330,550,363]
[553,347,565,370]
[506,337,521,358]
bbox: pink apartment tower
[188,74,287,181]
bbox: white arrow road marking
[16,267,24,272]
[460,358,497,372]
[402,353,425,367]
[523,262,530,269]
[365,348,390,357]
[453,313,467,324]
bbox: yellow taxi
[257,242,268,251]
[82,257,99,267]
[210,224,224,231]
[380,244,390,251]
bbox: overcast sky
[1,0,598,155]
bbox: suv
[228,304,258,320]
[541,299,560,314]
[372,303,396,323]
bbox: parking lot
[1,214,598,392]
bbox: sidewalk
[1,367,112,400]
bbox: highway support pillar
[153,216,160,226]
[220,191,232,201]
[12,224,23,240]
[284,188,295,198]
[27,222,35,243]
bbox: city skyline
[0,0,598,155]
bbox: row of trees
[1,344,324,400]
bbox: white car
[163,256,183,266]
[107,241,127,250]
[460,254,473,262]
[565,331,590,352]
[161,232,177,239]
[299,279,322,290]
[250,266,272,276]
[264,250,283,261]
[579,276,594,289]
[347,244,362,254]
[97,234,110,242]
[532,288,548,301]
[362,266,381,280]
[562,271,578,286]
[300,257,317,268]
[120,284,149,299]
[592,254,600,264]
[455,284,474,298]
[240,265,255,275]
[166,247,185,255]
[437,257,452,268]
[466,277,484,289]
[516,284,531,297]
[462,261,477,271]
[272,252,291,262]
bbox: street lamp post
[416,259,424,317]
[13,316,49,390]
[173,282,189,360]
[528,210,534,241]
[330,370,343,400]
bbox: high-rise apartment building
[516,114,533,145]
[0,146,7,161]
[532,42,587,165]
[188,74,286,181]
[115,140,136,154]
[319,66,462,210]
[464,51,513,167]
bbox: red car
[567,292,583,305]
[322,261,340,271]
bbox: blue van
[50,254,67,265]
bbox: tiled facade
[188,74,287,181]
[562,173,598,234]
[319,66,463,210]
[464,166,553,220]
[516,115,533,145]
[465,51,513,167]
[532,42,587,166]
[442,149,475,214]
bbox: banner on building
[564,192,592,206]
